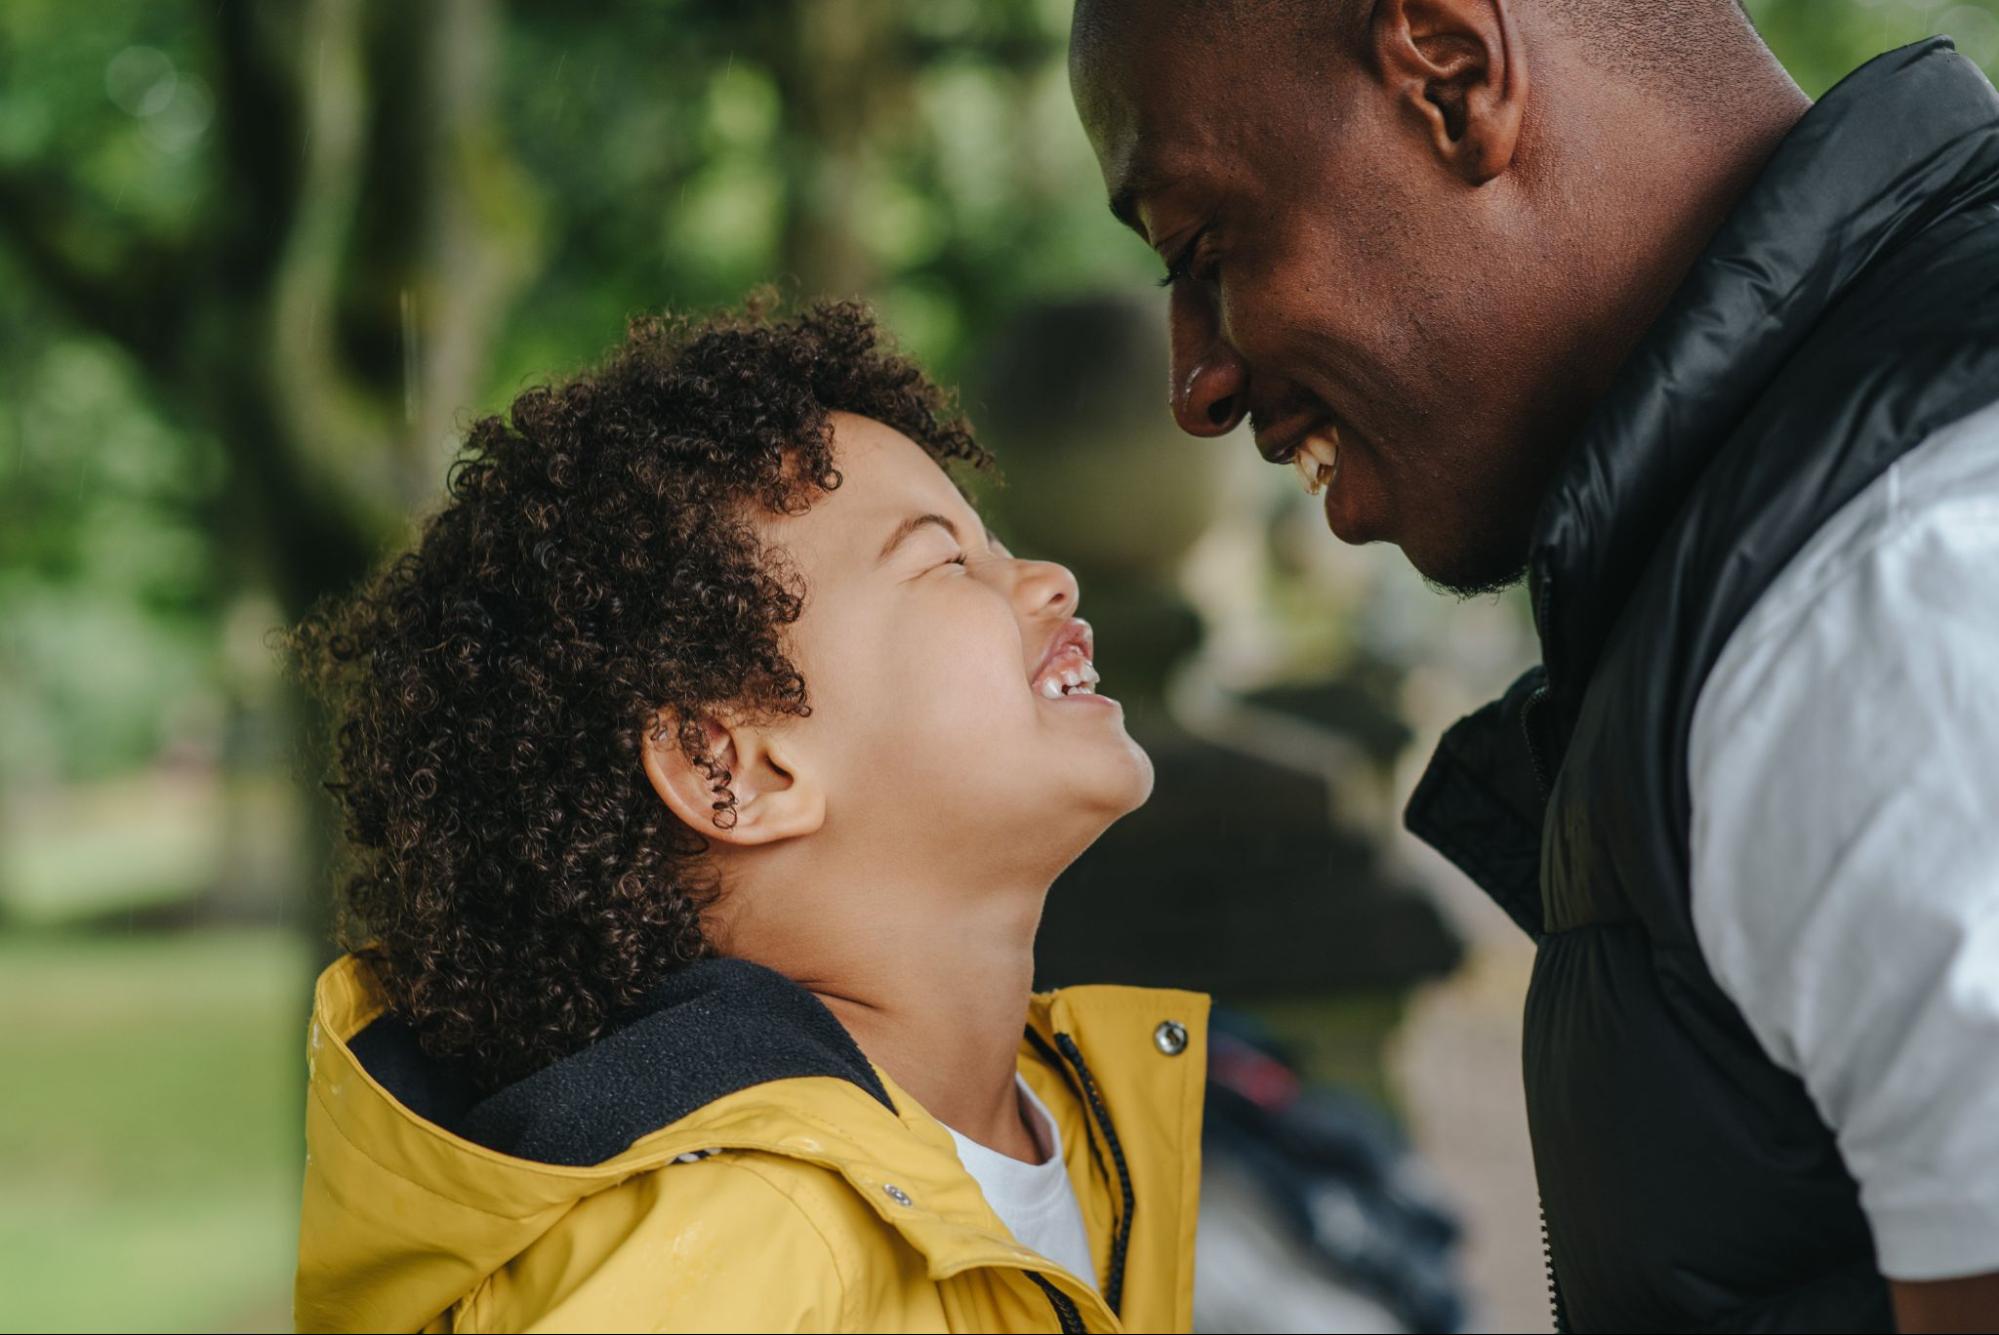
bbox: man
[1070,1,1999,1330]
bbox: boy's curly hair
[289,299,988,1090]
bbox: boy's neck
[719,851,1056,1163]
[809,910,1045,1163]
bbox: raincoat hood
[295,954,1207,1332]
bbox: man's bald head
[1075,0,1770,127]
[1069,0,1803,591]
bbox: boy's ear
[641,711,825,846]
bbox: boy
[290,301,1206,1333]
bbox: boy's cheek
[854,667,1037,783]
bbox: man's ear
[641,711,825,846]
[1370,0,1527,185]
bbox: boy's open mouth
[1030,618,1103,700]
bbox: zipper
[1528,561,1562,1331]
[1540,1198,1569,1333]
[1028,1272,1086,1333]
[1521,680,1553,801]
[1525,551,1558,803]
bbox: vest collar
[1529,39,1999,715]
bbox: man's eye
[1158,228,1216,288]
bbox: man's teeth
[1291,429,1340,496]
[1039,661,1101,698]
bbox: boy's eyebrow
[877,512,982,563]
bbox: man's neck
[1603,81,1809,353]
[1518,49,1811,488]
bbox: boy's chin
[1118,747,1157,812]
[1070,745,1156,825]
[978,738,1153,851]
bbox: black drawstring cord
[1025,1028,1112,1186]
[1051,1032,1135,1318]
[1028,1271,1086,1333]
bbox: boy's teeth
[1037,657,1101,698]
[1291,429,1340,496]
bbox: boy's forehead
[825,413,980,525]
[771,413,983,563]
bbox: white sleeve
[1689,406,1999,1283]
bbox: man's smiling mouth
[1254,412,1342,497]
[1289,429,1340,496]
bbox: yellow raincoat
[295,955,1207,1332]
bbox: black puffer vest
[1406,42,1999,1333]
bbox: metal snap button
[884,1183,913,1206]
[1154,1019,1189,1055]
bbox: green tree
[1,0,533,617]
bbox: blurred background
[3,1,1996,1330]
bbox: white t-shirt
[945,1076,1098,1289]
[1689,394,1999,1282]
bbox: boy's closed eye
[877,513,960,568]
[878,512,1005,576]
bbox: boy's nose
[1016,559,1079,619]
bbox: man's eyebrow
[1109,186,1141,231]
[876,513,962,563]
[1107,162,1169,236]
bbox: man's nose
[1169,302,1249,437]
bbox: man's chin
[1405,528,1531,600]
[1423,564,1529,600]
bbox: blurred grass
[0,928,307,1333]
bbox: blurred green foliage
[1757,0,1999,92]
[4,0,1995,803]
[1,2,1996,1330]
[0,0,1156,804]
